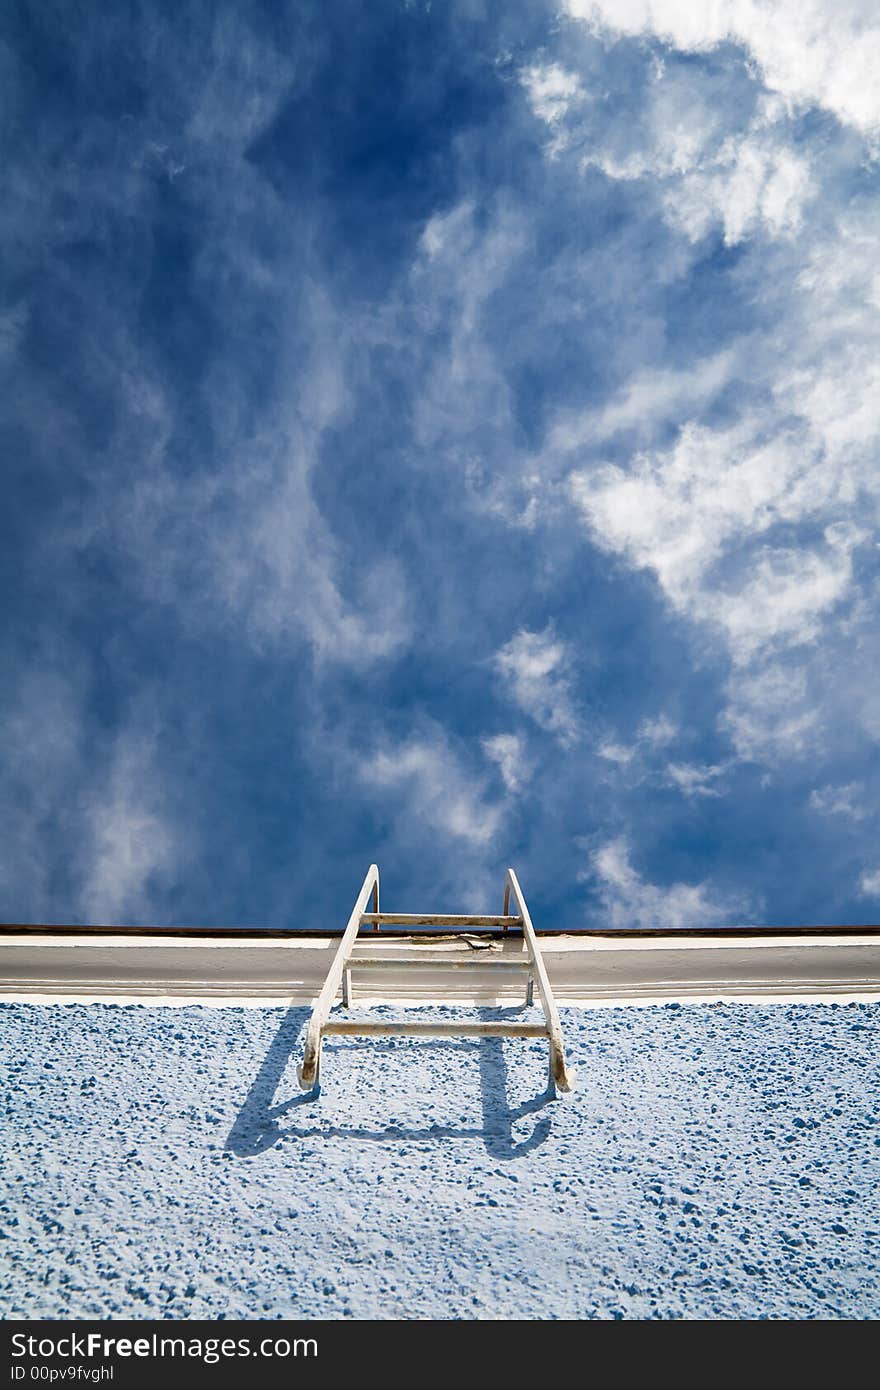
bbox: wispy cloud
[570,434,864,667]
[665,762,728,799]
[587,838,751,929]
[494,627,578,743]
[860,870,880,899]
[549,351,735,453]
[364,727,503,848]
[809,783,866,821]
[482,732,532,794]
[521,63,584,127]
[566,0,880,137]
[80,723,183,924]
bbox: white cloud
[0,302,28,365]
[548,351,735,452]
[365,731,503,846]
[570,420,866,669]
[720,660,818,761]
[709,533,858,665]
[555,37,814,248]
[525,14,877,759]
[570,421,811,608]
[71,303,410,668]
[566,0,880,138]
[588,837,750,928]
[597,726,729,798]
[419,200,477,261]
[518,22,880,772]
[482,733,531,793]
[859,869,880,898]
[667,133,811,245]
[598,716,678,772]
[80,724,184,924]
[521,62,585,130]
[665,762,728,798]
[573,426,760,597]
[584,119,812,247]
[558,191,880,761]
[521,63,583,126]
[809,783,866,820]
[213,421,410,664]
[0,653,198,927]
[598,740,635,766]
[639,715,677,746]
[410,201,527,466]
[494,626,578,742]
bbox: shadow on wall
[225,1006,554,1159]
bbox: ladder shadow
[225,1005,555,1159]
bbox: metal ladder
[297,864,575,1096]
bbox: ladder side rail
[298,863,379,1091]
[505,868,575,1094]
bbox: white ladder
[297,864,575,1096]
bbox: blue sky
[3,0,880,930]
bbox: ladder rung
[323,1021,548,1038]
[360,913,521,927]
[347,955,529,970]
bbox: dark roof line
[1,924,880,940]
